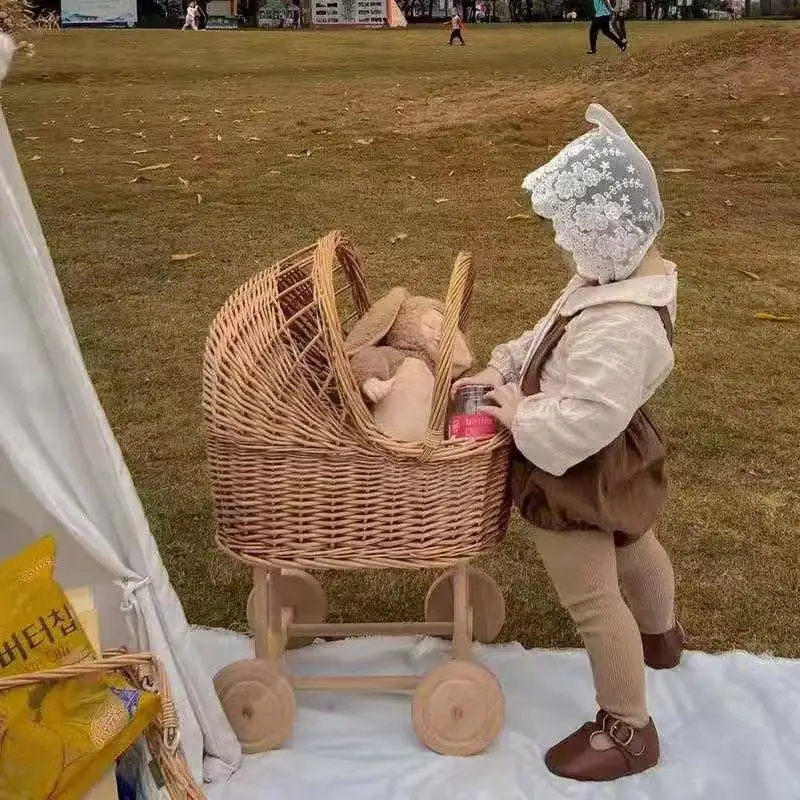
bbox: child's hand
[481,384,524,430]
[450,366,505,400]
[362,377,395,403]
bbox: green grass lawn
[3,22,799,655]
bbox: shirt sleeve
[510,305,674,477]
[487,320,545,384]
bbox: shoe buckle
[607,719,646,757]
[607,720,635,747]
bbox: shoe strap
[596,712,648,759]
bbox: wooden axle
[292,674,421,693]
[288,620,455,638]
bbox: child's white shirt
[489,263,677,477]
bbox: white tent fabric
[195,628,800,800]
[0,34,241,785]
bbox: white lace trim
[523,104,665,285]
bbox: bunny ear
[585,103,628,138]
[0,34,16,86]
[344,287,409,356]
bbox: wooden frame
[214,563,506,756]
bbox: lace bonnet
[523,104,664,284]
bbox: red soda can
[448,385,497,440]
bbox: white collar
[561,261,677,317]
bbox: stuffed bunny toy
[344,287,473,442]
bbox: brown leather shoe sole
[544,711,660,782]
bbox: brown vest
[509,306,673,546]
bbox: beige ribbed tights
[532,527,676,729]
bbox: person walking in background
[182,0,199,29]
[446,10,466,45]
[588,0,626,54]
[612,0,629,47]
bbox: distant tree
[537,0,564,18]
[0,0,31,30]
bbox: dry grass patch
[3,22,798,655]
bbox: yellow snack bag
[0,537,160,800]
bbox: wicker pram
[202,231,513,756]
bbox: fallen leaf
[30,155,41,161]
[506,213,531,221]
[682,211,692,217]
[216,134,223,142]
[247,136,262,141]
[59,168,64,176]
[390,232,408,244]
[122,160,141,166]
[178,177,189,186]
[714,140,722,146]
[755,312,796,323]
[197,193,203,205]
[138,163,171,172]
[761,115,771,122]
[735,268,760,281]
[214,108,223,115]
[663,168,693,174]
[724,200,733,207]
[355,137,374,145]
[193,154,202,161]
[710,129,720,134]
[170,252,200,262]
[434,198,449,204]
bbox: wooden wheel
[425,567,506,643]
[247,569,327,649]
[411,661,504,756]
[213,659,295,753]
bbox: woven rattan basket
[202,231,513,571]
[0,650,205,799]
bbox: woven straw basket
[0,651,205,799]
[202,231,512,571]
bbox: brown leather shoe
[544,711,660,782]
[642,624,684,670]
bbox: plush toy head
[344,287,472,376]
